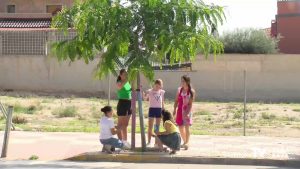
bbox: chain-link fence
[0,29,192,70]
[0,30,76,56]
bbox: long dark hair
[117,69,126,83]
[161,109,174,124]
[181,75,194,98]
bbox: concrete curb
[65,152,300,167]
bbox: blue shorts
[148,108,162,118]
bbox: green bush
[220,28,279,54]
[52,106,78,118]
[29,155,39,160]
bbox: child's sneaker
[122,141,131,150]
[102,144,113,154]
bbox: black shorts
[117,99,132,116]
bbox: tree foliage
[51,0,225,81]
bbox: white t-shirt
[99,116,115,140]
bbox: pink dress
[176,88,193,126]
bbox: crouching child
[99,106,130,153]
[154,109,181,155]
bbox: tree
[51,0,225,151]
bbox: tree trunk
[131,79,136,150]
[137,72,146,151]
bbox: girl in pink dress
[173,75,195,150]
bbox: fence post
[0,103,15,130]
[243,70,247,136]
[1,106,13,158]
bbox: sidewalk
[0,131,299,166]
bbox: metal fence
[0,30,76,56]
[0,29,192,70]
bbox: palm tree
[51,0,225,151]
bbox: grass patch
[52,106,78,118]
[292,109,300,112]
[261,112,276,120]
[91,107,102,119]
[13,103,28,113]
[279,116,297,122]
[13,103,39,114]
[233,109,243,119]
[196,110,211,116]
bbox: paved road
[0,161,297,169]
[0,131,299,161]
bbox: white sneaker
[122,141,131,150]
[103,145,113,154]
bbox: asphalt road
[0,161,296,169]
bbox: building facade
[271,0,300,54]
[0,0,75,28]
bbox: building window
[7,5,15,13]
[46,5,62,15]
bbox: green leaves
[51,0,225,82]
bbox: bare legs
[117,115,131,141]
[179,125,190,149]
[147,118,154,144]
[147,118,161,145]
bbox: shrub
[13,103,27,113]
[52,106,78,118]
[220,28,279,54]
[29,155,39,160]
[261,112,276,120]
[12,115,28,124]
[292,109,300,112]
[13,103,38,114]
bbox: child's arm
[143,90,150,101]
[110,127,120,135]
[173,91,179,116]
[162,90,165,110]
[157,123,172,135]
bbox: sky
[203,0,277,32]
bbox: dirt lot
[0,95,299,137]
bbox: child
[99,106,130,153]
[154,109,181,155]
[143,79,165,147]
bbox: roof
[0,18,51,28]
